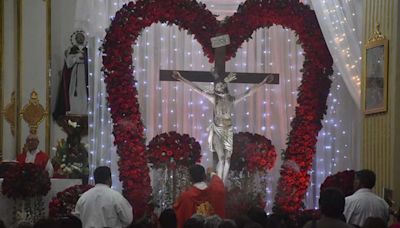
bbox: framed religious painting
[363,25,389,115]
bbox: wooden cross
[160,35,280,173]
[160,35,279,86]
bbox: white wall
[20,0,47,151]
[1,0,82,160]
[2,0,17,160]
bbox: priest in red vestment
[17,134,53,177]
[174,164,226,228]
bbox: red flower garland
[147,131,201,169]
[320,170,355,197]
[49,184,93,218]
[103,0,332,216]
[1,163,51,199]
[231,132,277,172]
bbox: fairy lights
[83,0,358,212]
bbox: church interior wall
[20,0,48,154]
[1,0,17,160]
[362,0,400,205]
[1,0,84,160]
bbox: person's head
[94,166,112,186]
[33,218,57,228]
[396,208,400,222]
[266,213,290,228]
[16,222,32,228]
[57,216,82,228]
[189,164,206,183]
[26,134,39,152]
[234,215,251,228]
[128,222,146,228]
[159,208,177,228]
[184,217,204,228]
[362,217,387,228]
[319,188,345,219]
[354,169,376,190]
[214,82,228,96]
[218,220,236,228]
[0,220,5,228]
[247,207,267,226]
[204,215,222,228]
[75,32,85,45]
[243,222,262,228]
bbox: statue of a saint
[172,70,269,182]
[53,30,88,119]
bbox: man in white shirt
[16,134,53,177]
[343,169,389,227]
[74,166,133,228]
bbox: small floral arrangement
[226,186,266,219]
[147,131,202,169]
[52,138,89,179]
[49,184,93,218]
[320,170,355,197]
[1,163,51,199]
[231,132,277,173]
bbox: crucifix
[160,35,279,182]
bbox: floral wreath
[320,170,355,197]
[1,163,51,199]
[102,0,333,217]
[49,184,93,218]
[147,131,202,169]
[230,132,277,173]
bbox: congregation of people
[1,163,399,228]
[1,134,397,228]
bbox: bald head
[26,134,39,152]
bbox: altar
[0,178,81,227]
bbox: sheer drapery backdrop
[311,0,363,108]
[74,0,361,211]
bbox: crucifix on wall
[160,35,279,182]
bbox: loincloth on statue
[207,122,233,153]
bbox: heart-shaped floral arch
[102,0,333,218]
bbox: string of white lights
[311,0,363,107]
[76,0,360,211]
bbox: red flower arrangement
[231,132,276,172]
[49,184,93,218]
[320,170,355,197]
[1,163,51,199]
[103,0,332,217]
[147,131,201,169]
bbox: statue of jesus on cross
[167,35,279,182]
[172,69,270,182]
[162,35,279,182]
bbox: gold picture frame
[363,24,389,115]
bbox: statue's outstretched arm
[234,74,273,105]
[172,71,214,103]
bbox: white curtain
[311,0,363,108]
[75,0,360,211]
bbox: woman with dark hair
[303,188,353,228]
[159,208,177,228]
[363,217,387,228]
